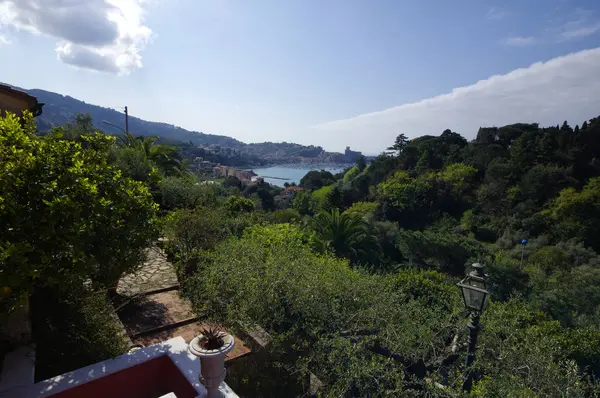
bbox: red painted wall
[49,356,198,398]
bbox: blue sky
[1,0,600,154]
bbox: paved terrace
[115,246,251,362]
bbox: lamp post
[457,263,490,393]
[102,120,125,133]
[520,239,528,266]
[102,106,129,133]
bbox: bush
[343,165,360,182]
[474,299,598,396]
[264,209,301,224]
[1,113,158,313]
[184,226,462,395]
[222,195,256,215]
[223,176,242,190]
[311,185,334,212]
[32,286,128,381]
[158,175,221,210]
[163,208,230,260]
[291,190,317,215]
[113,146,157,182]
[343,201,379,221]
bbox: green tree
[0,113,158,312]
[291,190,316,215]
[343,165,360,182]
[59,113,95,140]
[299,170,335,190]
[163,208,230,261]
[222,195,256,215]
[116,133,185,177]
[544,177,600,251]
[343,201,379,221]
[310,208,379,265]
[223,175,242,190]
[387,133,409,154]
[356,155,367,172]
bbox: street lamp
[457,263,490,392]
[102,120,125,133]
[520,239,528,265]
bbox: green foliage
[163,208,230,260]
[343,201,379,221]
[184,232,461,396]
[117,132,186,177]
[112,146,160,182]
[57,113,95,140]
[182,117,600,395]
[397,228,486,275]
[242,182,277,211]
[544,177,600,251]
[311,185,335,211]
[223,175,242,190]
[310,208,380,266]
[356,155,367,172]
[387,133,409,154]
[378,171,434,225]
[343,165,360,182]
[7,101,600,395]
[243,223,310,249]
[263,209,301,224]
[158,175,221,210]
[0,113,158,312]
[438,162,477,197]
[222,195,256,216]
[391,268,459,309]
[291,190,316,215]
[299,169,335,190]
[474,299,598,396]
[32,286,128,381]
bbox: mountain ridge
[4,83,352,164]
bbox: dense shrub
[0,113,158,313]
[222,195,256,215]
[158,176,222,210]
[32,286,128,381]
[184,225,463,395]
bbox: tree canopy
[0,112,158,312]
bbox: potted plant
[189,325,235,398]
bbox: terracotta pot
[189,333,235,398]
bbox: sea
[249,165,347,187]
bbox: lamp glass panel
[462,286,485,311]
[469,278,486,290]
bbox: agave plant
[199,325,225,350]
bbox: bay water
[250,165,346,187]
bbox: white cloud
[486,7,507,20]
[557,8,600,40]
[312,48,600,154]
[0,0,153,74]
[559,22,600,39]
[504,36,537,46]
[0,34,9,44]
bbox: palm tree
[310,208,380,265]
[149,143,187,176]
[117,133,186,176]
[117,132,143,149]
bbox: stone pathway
[114,244,252,362]
[117,246,178,297]
[119,290,196,336]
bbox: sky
[1,1,600,154]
